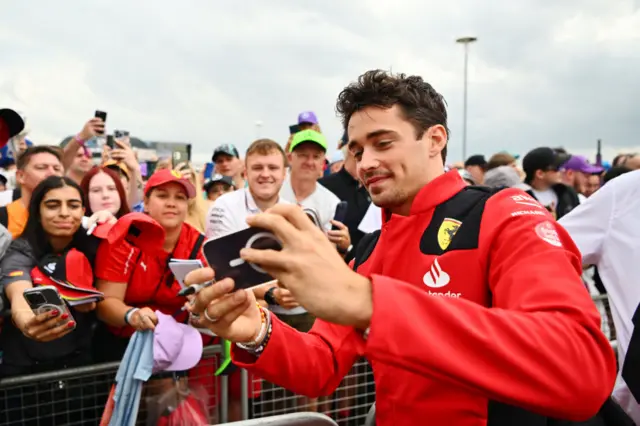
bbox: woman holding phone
[0,175,110,425]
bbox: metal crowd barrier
[0,345,223,426]
[0,293,617,425]
[247,358,376,426]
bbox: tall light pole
[254,120,263,139]
[456,36,477,161]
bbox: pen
[178,281,214,297]
[86,223,97,236]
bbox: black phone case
[332,201,348,230]
[202,227,282,290]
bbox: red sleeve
[232,315,363,397]
[95,238,139,283]
[363,188,616,420]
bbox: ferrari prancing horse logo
[437,218,462,250]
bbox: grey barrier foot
[223,412,339,426]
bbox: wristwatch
[338,244,353,256]
[264,287,278,306]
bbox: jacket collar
[383,170,466,223]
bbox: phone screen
[106,135,115,149]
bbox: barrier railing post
[220,374,229,423]
[241,368,250,419]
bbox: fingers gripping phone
[106,135,115,149]
[23,286,74,326]
[332,201,348,231]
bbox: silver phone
[23,286,74,326]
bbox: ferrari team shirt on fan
[95,222,207,338]
[559,170,640,424]
[279,174,340,231]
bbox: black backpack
[0,188,22,229]
[353,186,633,426]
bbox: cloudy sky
[1,0,639,164]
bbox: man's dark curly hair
[336,70,449,163]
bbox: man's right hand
[77,118,104,141]
[184,267,263,343]
[13,309,75,343]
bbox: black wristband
[264,287,278,306]
[124,307,138,325]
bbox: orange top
[6,199,28,239]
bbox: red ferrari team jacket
[233,171,617,426]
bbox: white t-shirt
[358,203,382,234]
[279,174,340,231]
[205,187,292,240]
[559,170,640,423]
[204,188,304,315]
[530,188,558,212]
[0,190,13,207]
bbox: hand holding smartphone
[94,110,107,135]
[331,201,348,230]
[20,286,76,340]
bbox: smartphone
[289,124,300,135]
[23,286,74,326]
[94,110,107,135]
[332,201,348,230]
[202,227,282,290]
[106,135,115,149]
[303,208,323,229]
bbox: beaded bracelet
[236,303,272,354]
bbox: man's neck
[233,175,245,189]
[250,190,279,212]
[387,167,445,217]
[20,189,31,209]
[163,225,182,252]
[67,170,84,186]
[530,180,551,191]
[290,176,316,202]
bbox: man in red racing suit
[185,70,617,426]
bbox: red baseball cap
[31,249,104,302]
[107,212,165,254]
[145,169,196,199]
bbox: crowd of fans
[0,67,638,426]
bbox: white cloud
[0,0,638,165]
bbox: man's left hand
[327,220,351,251]
[241,204,372,329]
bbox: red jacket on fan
[232,171,617,426]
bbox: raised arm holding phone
[184,70,617,426]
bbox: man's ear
[424,125,448,159]
[16,169,25,187]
